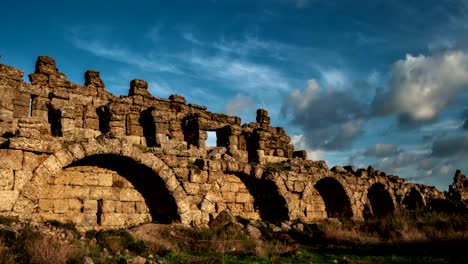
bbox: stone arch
[402,188,425,210]
[231,172,289,223]
[67,154,180,224]
[17,139,190,225]
[367,183,395,218]
[314,177,353,218]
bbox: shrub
[0,216,18,226]
[263,162,291,173]
[86,229,148,256]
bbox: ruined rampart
[0,56,461,230]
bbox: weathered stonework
[0,56,459,230]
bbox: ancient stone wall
[0,56,454,230]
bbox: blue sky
[1,0,467,190]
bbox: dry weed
[26,235,75,264]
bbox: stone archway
[367,183,395,218]
[17,139,191,227]
[403,188,425,210]
[232,172,289,223]
[314,177,353,218]
[66,154,180,224]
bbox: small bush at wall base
[86,229,148,256]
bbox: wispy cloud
[182,32,204,46]
[186,52,291,93]
[224,95,255,115]
[68,28,182,74]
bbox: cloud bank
[372,51,468,127]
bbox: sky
[1,0,467,190]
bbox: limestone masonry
[0,56,465,230]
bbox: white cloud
[182,32,204,46]
[282,79,368,150]
[224,95,255,116]
[373,50,468,125]
[320,68,348,89]
[364,143,399,157]
[187,53,290,93]
[69,33,181,74]
[291,134,325,160]
[286,80,320,111]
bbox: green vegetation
[263,162,291,173]
[0,210,466,263]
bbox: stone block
[101,213,125,226]
[183,182,200,195]
[66,169,84,186]
[216,202,227,213]
[90,187,119,200]
[83,200,97,213]
[223,192,236,202]
[84,173,100,186]
[102,200,115,213]
[235,193,252,203]
[0,149,23,170]
[98,173,114,187]
[22,151,45,171]
[121,201,135,214]
[12,196,34,214]
[135,201,148,214]
[0,169,14,190]
[69,199,83,212]
[64,186,90,199]
[54,199,69,214]
[120,188,142,201]
[200,199,215,213]
[0,190,19,211]
[38,199,55,212]
[54,175,70,185]
[230,183,241,193]
[189,170,208,183]
[14,170,32,191]
[294,181,305,192]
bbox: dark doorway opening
[47,104,62,137]
[139,108,157,147]
[96,105,111,134]
[367,183,395,218]
[403,188,424,211]
[314,177,353,218]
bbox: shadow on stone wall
[234,173,289,223]
[66,154,180,224]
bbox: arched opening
[96,105,111,134]
[68,154,180,224]
[233,173,289,223]
[139,108,157,147]
[314,177,353,218]
[367,183,395,218]
[403,188,424,211]
[47,104,62,137]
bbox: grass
[0,210,466,263]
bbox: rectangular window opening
[28,95,36,117]
[206,131,218,147]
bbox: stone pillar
[85,70,104,89]
[128,79,151,97]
